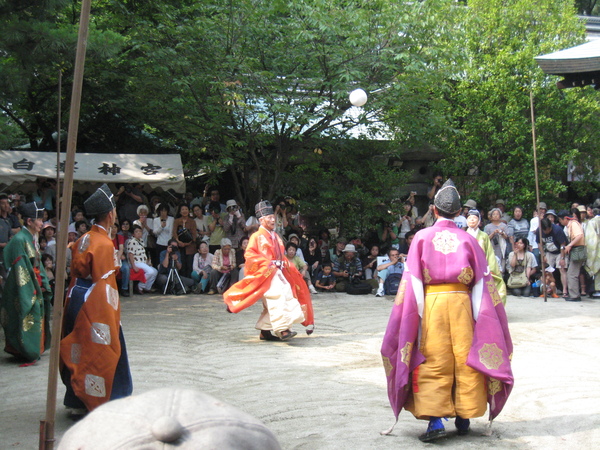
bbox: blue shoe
[455,416,470,435]
[419,417,446,442]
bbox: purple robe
[381,219,513,420]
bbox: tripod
[163,257,186,295]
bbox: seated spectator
[232,236,249,282]
[362,244,380,280]
[304,236,322,280]
[315,262,336,292]
[70,208,89,226]
[375,248,405,297]
[287,233,305,260]
[398,230,415,257]
[285,242,318,294]
[329,237,347,265]
[318,228,331,260]
[208,238,236,295]
[156,238,195,295]
[173,204,198,278]
[111,222,130,297]
[507,206,529,243]
[153,203,175,259]
[223,200,246,249]
[332,244,378,292]
[191,241,214,293]
[506,237,537,297]
[127,225,158,294]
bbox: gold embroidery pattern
[488,377,502,396]
[22,314,35,332]
[432,230,460,255]
[400,342,413,367]
[258,235,269,253]
[487,279,502,306]
[422,268,432,284]
[264,267,274,278]
[17,266,31,287]
[382,356,393,377]
[395,279,408,305]
[479,343,504,370]
[457,267,474,285]
[25,242,36,259]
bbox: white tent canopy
[0,150,186,193]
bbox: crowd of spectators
[1,176,600,302]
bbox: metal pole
[40,1,93,448]
[530,90,547,303]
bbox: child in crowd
[540,268,559,298]
[42,253,55,294]
[315,263,336,292]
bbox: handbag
[507,257,528,289]
[216,272,231,293]
[177,227,193,244]
[570,245,587,262]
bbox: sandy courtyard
[1,291,600,448]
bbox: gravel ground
[1,291,600,449]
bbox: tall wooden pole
[40,1,92,448]
[56,70,62,220]
[530,90,547,303]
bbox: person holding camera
[332,244,377,292]
[223,200,246,249]
[207,201,226,254]
[156,238,194,295]
[173,204,198,278]
[427,174,443,200]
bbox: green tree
[435,0,600,209]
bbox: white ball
[349,88,368,107]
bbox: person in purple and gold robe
[381,179,513,443]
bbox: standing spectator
[192,204,210,242]
[506,237,537,297]
[207,238,236,295]
[507,206,529,244]
[273,198,288,240]
[484,208,510,274]
[133,205,153,246]
[416,202,435,229]
[558,210,586,301]
[128,225,158,294]
[223,200,246,249]
[1,202,52,362]
[317,228,331,260]
[377,219,400,252]
[153,203,174,259]
[116,183,145,224]
[191,241,214,293]
[42,253,56,295]
[495,199,511,224]
[529,202,547,265]
[119,219,132,242]
[173,204,198,278]
[540,217,568,296]
[32,177,56,211]
[398,201,416,242]
[207,202,226,254]
[201,187,227,214]
[427,173,443,200]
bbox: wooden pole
[40,1,92,448]
[530,90,547,303]
[56,70,62,221]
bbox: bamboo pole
[530,90,547,303]
[40,2,92,448]
[56,70,62,221]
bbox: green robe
[473,228,507,305]
[1,227,52,361]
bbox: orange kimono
[60,224,133,411]
[224,226,314,331]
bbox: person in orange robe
[60,184,133,415]
[224,201,314,341]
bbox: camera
[169,245,178,252]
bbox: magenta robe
[381,219,513,420]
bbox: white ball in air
[349,89,368,107]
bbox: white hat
[342,244,356,253]
[226,200,238,209]
[220,238,232,247]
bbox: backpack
[384,273,403,296]
[346,280,373,295]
